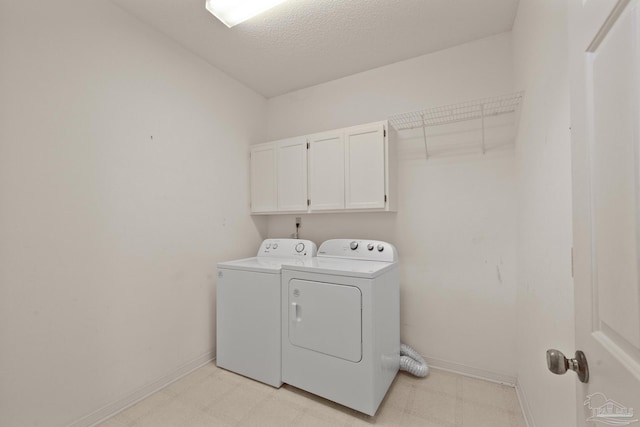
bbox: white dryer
[216,239,317,387]
[281,239,400,416]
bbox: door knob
[546,349,589,383]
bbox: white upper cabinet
[250,143,277,213]
[277,137,308,212]
[250,138,308,214]
[345,123,386,210]
[309,131,345,211]
[250,120,395,214]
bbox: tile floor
[97,362,526,427]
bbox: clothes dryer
[281,239,399,415]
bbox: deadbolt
[546,349,589,383]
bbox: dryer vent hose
[400,343,429,377]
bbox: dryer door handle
[292,302,301,322]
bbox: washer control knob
[367,243,374,251]
[266,243,271,249]
[272,243,278,249]
[295,243,305,253]
[350,241,359,250]
[377,244,385,252]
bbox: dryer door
[288,279,362,362]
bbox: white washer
[216,238,317,387]
[281,239,400,415]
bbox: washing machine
[216,238,317,387]
[281,239,400,415]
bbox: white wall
[0,2,267,426]
[266,33,519,381]
[512,1,575,426]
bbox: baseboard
[515,379,535,427]
[67,351,215,427]
[425,356,517,386]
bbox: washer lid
[217,257,314,274]
[280,257,396,279]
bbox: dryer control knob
[350,241,359,250]
[367,243,374,251]
[295,243,305,253]
[377,244,385,252]
[272,243,278,249]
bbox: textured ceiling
[110,0,520,98]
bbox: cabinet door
[309,131,345,210]
[277,138,308,212]
[250,143,277,213]
[345,123,386,209]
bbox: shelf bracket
[480,103,486,155]
[421,113,429,159]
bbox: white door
[250,143,277,213]
[571,0,640,424]
[345,123,386,210]
[277,137,308,212]
[309,131,345,211]
[287,279,362,362]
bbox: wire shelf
[389,92,524,130]
[388,92,524,158]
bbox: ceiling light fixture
[205,0,288,28]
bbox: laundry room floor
[98,362,526,427]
